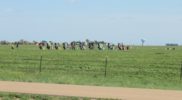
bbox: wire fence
[0,56,108,77]
[0,56,182,80]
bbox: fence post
[180,62,182,80]
[62,56,64,65]
[39,56,42,73]
[104,57,108,77]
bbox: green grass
[0,45,182,90]
[0,92,114,100]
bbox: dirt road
[0,81,182,100]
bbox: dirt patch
[0,81,182,100]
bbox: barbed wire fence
[0,56,181,80]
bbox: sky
[0,0,182,45]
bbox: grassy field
[0,92,113,100]
[0,45,182,90]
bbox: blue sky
[0,0,182,45]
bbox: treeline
[0,39,38,45]
[0,39,108,45]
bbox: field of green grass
[0,45,182,90]
[0,92,112,100]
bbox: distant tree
[33,40,38,45]
[18,39,31,45]
[0,40,9,45]
[19,39,24,44]
[141,39,145,46]
[94,40,98,44]
[86,39,90,44]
